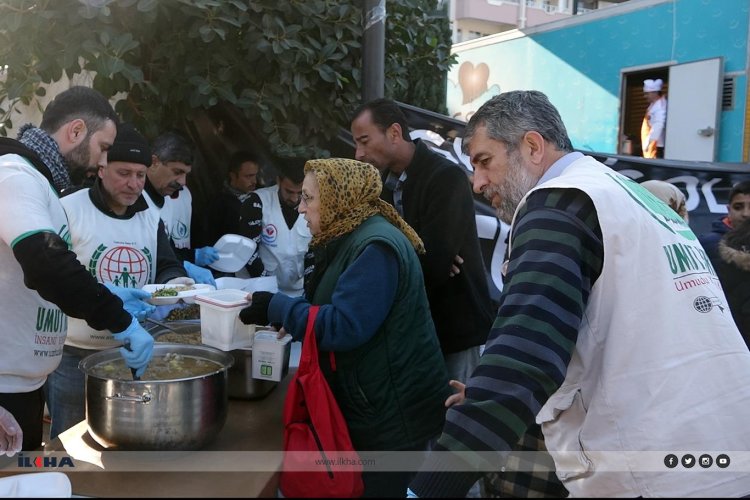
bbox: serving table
[0,367,294,498]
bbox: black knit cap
[108,123,151,166]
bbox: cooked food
[156,331,202,345]
[151,285,194,298]
[165,304,200,321]
[90,353,221,380]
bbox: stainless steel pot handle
[106,391,153,403]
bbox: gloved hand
[183,261,216,287]
[406,488,419,498]
[165,277,196,286]
[239,291,274,326]
[104,283,156,321]
[195,246,219,267]
[0,406,22,457]
[112,316,155,378]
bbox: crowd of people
[1,85,749,498]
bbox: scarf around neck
[18,124,72,193]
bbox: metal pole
[518,0,527,29]
[362,0,386,103]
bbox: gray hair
[462,90,573,155]
[151,130,194,165]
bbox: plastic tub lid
[195,289,249,308]
[254,332,292,345]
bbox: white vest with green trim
[510,156,750,497]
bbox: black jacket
[715,237,750,348]
[381,140,493,353]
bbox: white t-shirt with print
[0,154,69,392]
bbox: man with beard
[204,149,263,247]
[142,130,217,286]
[0,86,155,452]
[351,99,493,384]
[47,124,191,441]
[244,156,310,295]
[408,91,750,497]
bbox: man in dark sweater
[205,149,262,246]
[351,99,493,384]
[408,91,750,498]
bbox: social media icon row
[664,454,730,469]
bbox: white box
[251,332,292,382]
[195,289,255,351]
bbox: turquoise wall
[447,0,749,162]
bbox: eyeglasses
[300,192,314,205]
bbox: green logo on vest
[662,242,716,277]
[58,224,72,250]
[36,307,67,333]
[170,221,189,241]
[88,244,151,288]
[607,173,695,241]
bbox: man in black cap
[45,123,191,440]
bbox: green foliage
[0,0,455,154]
[386,0,455,114]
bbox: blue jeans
[44,345,94,441]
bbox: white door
[664,57,723,161]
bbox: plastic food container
[194,289,254,351]
[227,347,279,400]
[251,332,292,382]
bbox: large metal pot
[79,344,234,450]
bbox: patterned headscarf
[304,158,425,254]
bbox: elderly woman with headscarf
[239,158,450,497]
[641,179,689,221]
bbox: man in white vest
[248,157,311,296]
[409,91,750,497]
[142,130,216,286]
[46,124,193,441]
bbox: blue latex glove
[195,246,219,267]
[112,316,155,378]
[183,261,216,287]
[104,283,156,321]
[406,488,419,498]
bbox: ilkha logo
[89,245,152,288]
[17,454,74,468]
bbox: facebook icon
[664,454,678,468]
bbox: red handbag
[279,306,364,498]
